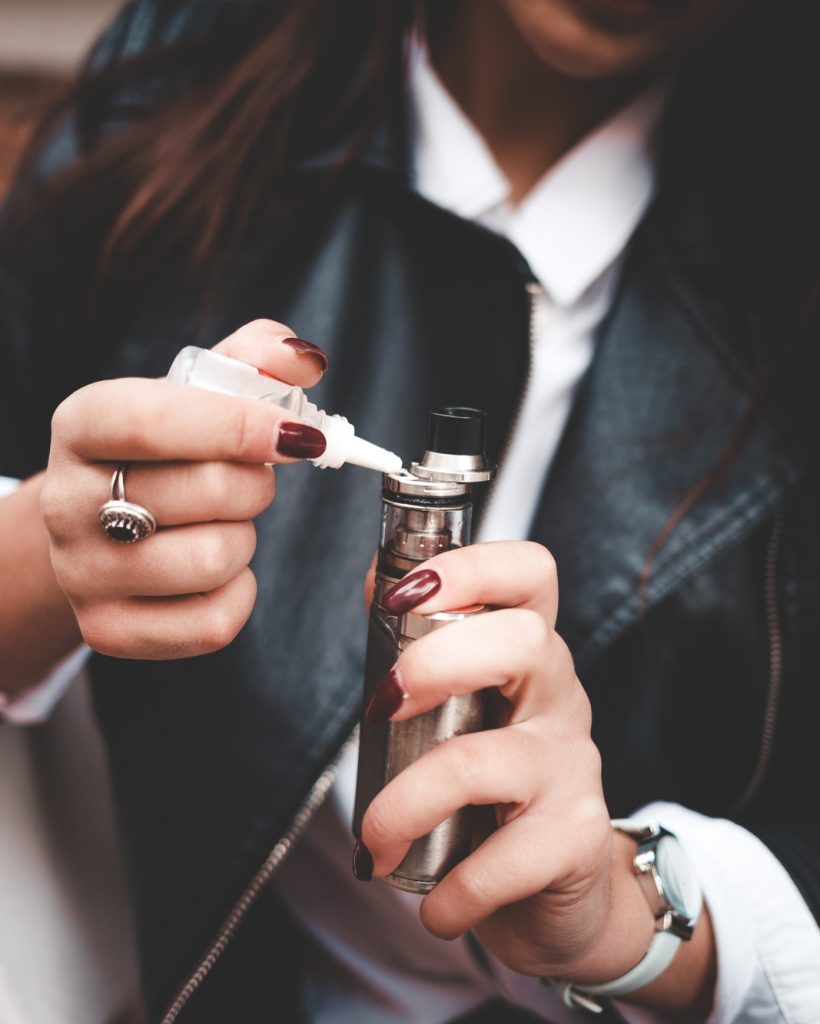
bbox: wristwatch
[548,820,703,1014]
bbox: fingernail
[276,421,327,459]
[365,667,407,725]
[353,839,373,881]
[382,569,442,614]
[282,337,329,372]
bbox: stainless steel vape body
[353,409,495,894]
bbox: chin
[501,0,738,80]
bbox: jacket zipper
[160,728,359,1024]
[163,277,541,1021]
[475,279,541,533]
[733,509,785,812]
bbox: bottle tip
[345,435,403,474]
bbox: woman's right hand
[40,320,328,660]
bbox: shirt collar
[410,49,667,307]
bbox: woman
[0,0,818,1021]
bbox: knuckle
[49,396,75,443]
[573,686,594,732]
[198,602,242,654]
[573,795,611,858]
[196,569,256,652]
[50,382,97,435]
[517,608,550,660]
[241,565,258,608]
[227,402,255,459]
[441,737,478,790]
[50,550,87,596]
[228,464,274,517]
[198,460,233,508]
[77,604,119,656]
[554,633,576,673]
[39,477,68,536]
[399,638,438,692]
[191,529,232,584]
[236,521,258,564]
[452,856,495,910]
[580,739,603,781]
[253,464,277,509]
[51,380,128,451]
[527,542,557,588]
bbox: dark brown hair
[3,1,413,291]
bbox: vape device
[353,407,495,893]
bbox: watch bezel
[629,824,701,941]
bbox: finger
[382,542,558,625]
[214,318,328,388]
[362,726,545,877]
[420,813,565,940]
[421,794,611,940]
[52,377,320,465]
[82,461,276,529]
[55,521,257,599]
[368,609,575,725]
[77,567,258,659]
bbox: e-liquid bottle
[353,407,495,893]
[167,346,402,473]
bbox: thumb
[214,318,328,389]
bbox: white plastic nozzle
[340,434,404,474]
[167,346,403,474]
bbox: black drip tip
[427,407,487,456]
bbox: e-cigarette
[353,407,495,893]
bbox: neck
[427,1,644,203]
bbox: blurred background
[0,5,144,1022]
[0,0,122,196]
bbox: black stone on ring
[99,465,157,543]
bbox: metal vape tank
[353,407,495,893]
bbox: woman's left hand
[358,541,651,983]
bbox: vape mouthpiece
[410,407,495,484]
[427,407,487,457]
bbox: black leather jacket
[1,3,818,1022]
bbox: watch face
[655,837,702,919]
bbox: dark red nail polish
[365,667,407,725]
[282,337,330,372]
[276,422,327,459]
[353,839,373,881]
[382,569,442,614]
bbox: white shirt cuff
[0,476,89,725]
[614,801,820,1024]
[0,645,91,725]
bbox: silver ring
[99,464,157,543]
